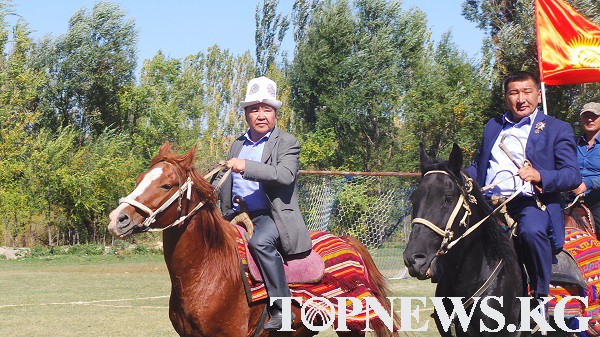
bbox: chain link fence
[297,171,419,279]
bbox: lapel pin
[534,121,546,134]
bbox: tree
[195,46,255,165]
[0,13,47,245]
[401,32,490,167]
[41,1,138,136]
[131,51,192,159]
[131,46,256,166]
[291,0,320,44]
[291,0,429,170]
[255,0,290,76]
[25,128,143,244]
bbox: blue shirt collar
[578,134,600,145]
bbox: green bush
[26,243,162,258]
[31,244,52,257]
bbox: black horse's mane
[422,160,518,266]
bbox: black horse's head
[403,143,469,280]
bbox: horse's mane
[150,150,219,207]
[422,160,518,267]
[151,147,239,282]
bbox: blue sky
[7,0,486,73]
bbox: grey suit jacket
[219,127,312,256]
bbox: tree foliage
[291,0,319,44]
[255,0,289,76]
[39,1,138,136]
[0,11,47,246]
[291,0,429,170]
[401,32,490,163]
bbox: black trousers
[247,213,290,311]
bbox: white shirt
[485,109,539,197]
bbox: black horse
[403,144,525,336]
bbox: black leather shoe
[531,296,549,335]
[264,311,296,331]
[535,297,549,322]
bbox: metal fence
[297,170,419,279]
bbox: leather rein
[410,169,529,315]
[118,162,231,233]
[411,170,524,255]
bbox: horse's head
[403,143,473,280]
[108,142,211,238]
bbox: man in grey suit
[219,76,312,330]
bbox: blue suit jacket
[466,110,581,249]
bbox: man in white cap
[573,102,600,233]
[219,76,312,330]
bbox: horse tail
[341,235,400,337]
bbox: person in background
[572,102,600,234]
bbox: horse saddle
[233,223,325,284]
[550,249,587,290]
[564,203,596,239]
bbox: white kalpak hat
[239,76,282,110]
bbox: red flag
[535,0,600,85]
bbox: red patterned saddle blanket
[233,224,325,284]
[548,227,600,335]
[234,228,389,330]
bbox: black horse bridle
[411,169,523,255]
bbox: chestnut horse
[108,142,397,337]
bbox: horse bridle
[411,170,477,254]
[118,162,231,233]
[412,170,510,320]
[411,169,525,255]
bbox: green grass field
[0,253,439,336]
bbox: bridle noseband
[118,162,231,233]
[411,170,477,255]
[411,169,509,315]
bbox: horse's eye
[159,184,172,190]
[444,195,454,203]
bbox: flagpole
[534,0,548,115]
[540,81,548,115]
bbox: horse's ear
[158,141,172,157]
[419,143,432,174]
[180,146,197,169]
[448,143,463,174]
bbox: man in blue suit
[466,71,581,301]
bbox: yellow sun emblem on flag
[567,36,600,68]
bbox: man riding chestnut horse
[218,76,312,331]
